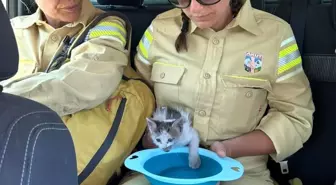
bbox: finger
[210,142,226,157]
[210,141,221,151]
[217,150,226,157]
[213,144,226,157]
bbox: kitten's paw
[189,155,201,169]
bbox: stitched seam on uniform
[254,15,288,25]
[0,111,54,173]
[20,123,64,185]
[27,128,68,185]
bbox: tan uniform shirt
[135,0,314,171]
[1,0,129,116]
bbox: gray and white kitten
[146,105,201,169]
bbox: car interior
[2,0,336,184]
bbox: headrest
[97,0,143,6]
[0,2,19,82]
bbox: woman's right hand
[210,141,229,158]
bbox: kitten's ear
[172,117,184,132]
[146,118,157,132]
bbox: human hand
[210,141,230,158]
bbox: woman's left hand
[210,141,230,158]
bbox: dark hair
[175,11,190,52]
[175,0,243,52]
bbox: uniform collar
[189,0,263,35]
[16,0,98,29]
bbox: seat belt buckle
[279,160,289,174]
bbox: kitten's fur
[146,105,201,169]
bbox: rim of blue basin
[124,147,244,184]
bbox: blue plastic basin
[124,147,244,185]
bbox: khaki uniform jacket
[1,0,129,116]
[135,0,314,172]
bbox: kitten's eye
[156,138,161,143]
[168,138,174,143]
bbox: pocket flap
[221,75,272,91]
[151,62,185,84]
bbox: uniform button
[334,48,336,54]
[198,110,206,117]
[203,73,211,79]
[245,91,253,98]
[212,38,219,45]
[160,72,165,79]
[51,35,58,42]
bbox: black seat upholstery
[0,2,19,82]
[269,0,336,185]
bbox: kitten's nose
[163,146,171,152]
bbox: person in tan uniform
[120,0,315,184]
[0,1,155,184]
[1,0,129,116]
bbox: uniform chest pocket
[214,75,271,135]
[150,62,185,105]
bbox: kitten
[146,105,201,169]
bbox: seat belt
[289,0,308,55]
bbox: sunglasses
[168,0,221,8]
